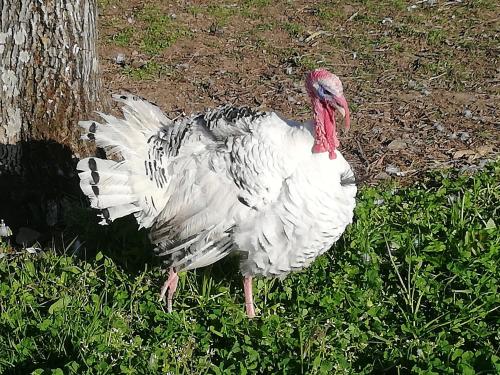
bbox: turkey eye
[322,87,333,96]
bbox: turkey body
[78,69,355,316]
[79,99,356,278]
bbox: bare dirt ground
[96,0,499,184]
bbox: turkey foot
[160,268,179,313]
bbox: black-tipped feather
[91,171,99,184]
[89,158,97,171]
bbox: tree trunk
[0,0,102,241]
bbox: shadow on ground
[0,140,154,275]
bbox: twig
[347,12,358,22]
[356,139,370,168]
[429,72,447,81]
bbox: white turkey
[77,69,356,318]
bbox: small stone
[385,164,402,175]
[209,23,222,35]
[408,80,418,89]
[387,139,407,150]
[382,17,393,25]
[170,13,177,19]
[127,17,134,24]
[422,89,431,96]
[464,109,473,118]
[459,132,470,141]
[478,158,491,168]
[285,67,293,75]
[460,164,478,173]
[115,53,126,66]
[433,122,444,132]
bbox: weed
[297,55,317,70]
[97,0,116,8]
[427,29,446,47]
[283,22,304,38]
[391,0,406,11]
[244,0,270,8]
[138,6,190,56]
[207,5,238,27]
[466,0,496,10]
[315,5,343,21]
[123,61,172,81]
[188,4,239,28]
[111,27,133,47]
[256,22,275,32]
[106,6,189,56]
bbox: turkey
[77,68,356,318]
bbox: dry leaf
[476,145,494,157]
[453,149,475,159]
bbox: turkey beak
[331,96,350,131]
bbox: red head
[305,69,350,159]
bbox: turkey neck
[311,98,337,160]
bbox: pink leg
[159,268,179,313]
[243,276,256,318]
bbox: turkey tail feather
[77,158,140,225]
[77,94,172,227]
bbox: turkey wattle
[77,69,356,318]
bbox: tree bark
[0,0,102,238]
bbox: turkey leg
[243,276,256,318]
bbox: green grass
[188,0,270,24]
[123,61,174,81]
[188,4,238,28]
[1,163,499,374]
[427,29,446,47]
[111,27,134,47]
[243,0,271,8]
[282,22,305,38]
[97,0,116,8]
[138,6,190,56]
[108,6,190,56]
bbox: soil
[96,0,499,185]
